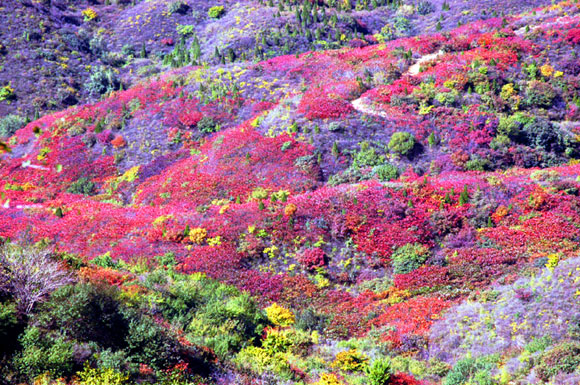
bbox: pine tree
[227,48,236,63]
[443,192,452,204]
[332,141,339,157]
[428,132,437,147]
[459,185,469,205]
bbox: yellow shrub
[207,235,222,246]
[189,227,207,244]
[500,83,515,100]
[331,349,369,372]
[74,366,129,385]
[234,346,291,376]
[82,8,98,21]
[546,254,559,272]
[265,302,295,327]
[284,203,297,217]
[314,373,345,385]
[540,64,554,78]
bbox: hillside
[2,0,580,384]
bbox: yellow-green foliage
[263,328,292,354]
[208,5,225,18]
[314,373,346,385]
[0,84,15,102]
[75,365,129,385]
[265,303,295,327]
[234,346,291,378]
[251,187,269,200]
[331,349,369,372]
[391,355,427,378]
[263,328,313,356]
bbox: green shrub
[67,177,96,196]
[176,24,195,36]
[0,301,19,349]
[435,91,456,106]
[197,116,219,133]
[282,328,313,356]
[497,114,523,137]
[536,341,580,381]
[91,252,118,269]
[365,358,392,385]
[14,326,76,379]
[38,284,129,350]
[0,114,25,137]
[85,66,120,96]
[353,141,384,169]
[525,80,556,108]
[444,358,476,385]
[520,117,562,152]
[464,157,490,171]
[417,1,434,15]
[124,312,181,370]
[393,16,412,33]
[391,243,430,275]
[427,359,451,377]
[524,336,553,354]
[295,307,327,332]
[184,279,266,358]
[208,6,225,18]
[388,131,416,155]
[167,1,189,15]
[94,349,128,371]
[444,356,498,385]
[373,163,399,181]
[489,134,511,151]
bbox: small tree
[0,244,72,314]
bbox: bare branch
[0,244,73,314]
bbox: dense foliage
[2,0,580,384]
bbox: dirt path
[351,50,444,118]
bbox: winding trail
[351,50,444,118]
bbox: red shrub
[297,247,325,270]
